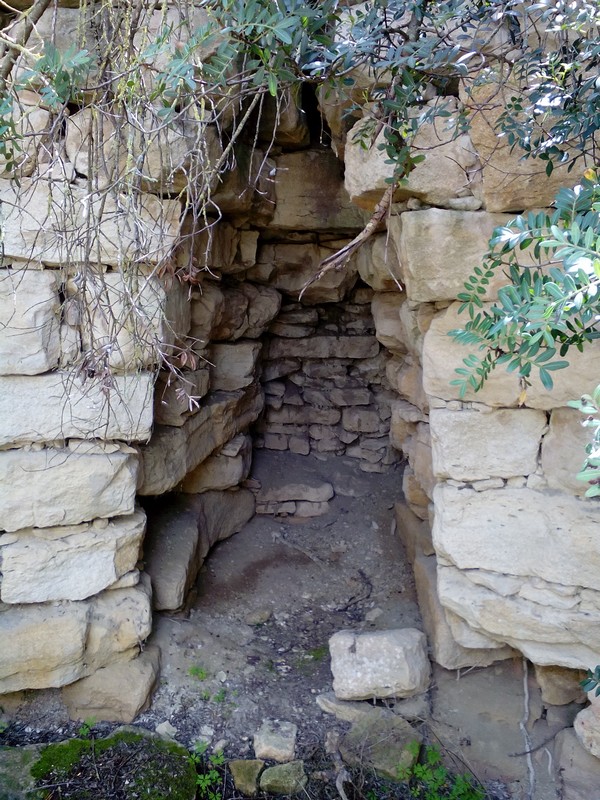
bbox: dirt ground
[142,450,420,751]
[1,451,569,799]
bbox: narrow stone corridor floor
[141,451,419,752]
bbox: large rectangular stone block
[248,242,358,304]
[0,179,180,266]
[433,484,600,592]
[66,272,186,371]
[270,150,366,232]
[209,342,262,391]
[389,209,512,303]
[0,442,138,532]
[541,407,592,496]
[430,407,546,480]
[423,302,600,408]
[0,580,152,692]
[0,510,146,603]
[413,554,514,670]
[345,105,479,211]
[0,372,153,446]
[267,335,379,360]
[0,269,60,374]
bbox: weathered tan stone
[394,501,434,562]
[249,243,358,304]
[408,423,435,500]
[574,704,600,759]
[371,292,406,355]
[254,719,297,762]
[295,500,330,517]
[66,108,222,193]
[462,77,577,212]
[212,284,281,340]
[339,713,421,780]
[144,490,255,610]
[413,554,514,670]
[154,368,210,426]
[258,90,310,148]
[181,434,252,493]
[139,384,264,495]
[270,151,366,231]
[344,104,479,210]
[190,281,225,344]
[342,407,380,433]
[62,645,160,723]
[66,272,187,372]
[0,602,89,692]
[209,342,262,391]
[0,269,60,374]
[0,372,153,446]
[0,92,50,177]
[554,728,600,800]
[533,665,586,706]
[389,400,424,453]
[0,581,152,693]
[0,510,146,604]
[397,300,433,360]
[83,580,153,673]
[437,564,600,668]
[329,628,430,700]
[387,358,429,411]
[267,335,378,360]
[542,407,593,496]
[353,234,404,292]
[390,209,511,302]
[425,302,600,408]
[0,179,180,266]
[402,465,430,519]
[0,442,138,532]
[229,760,265,798]
[423,303,522,406]
[212,147,267,217]
[258,482,334,504]
[9,7,100,88]
[430,407,546,480]
[433,484,600,592]
[259,762,307,795]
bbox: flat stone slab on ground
[229,759,265,797]
[253,719,297,762]
[259,760,307,794]
[339,714,421,780]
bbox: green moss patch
[31,729,196,799]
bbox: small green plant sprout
[190,741,225,800]
[568,384,600,498]
[397,743,485,800]
[307,645,329,661]
[581,665,600,696]
[0,719,9,735]
[212,688,227,704]
[77,718,96,739]
[189,664,208,681]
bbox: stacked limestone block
[255,290,400,474]
[0,0,222,708]
[0,206,170,697]
[332,61,600,682]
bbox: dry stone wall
[1,3,600,763]
[334,74,600,679]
